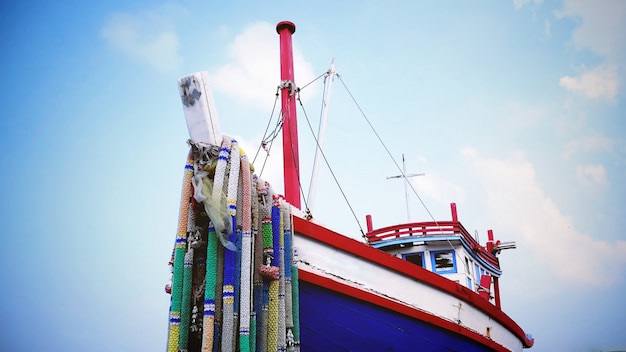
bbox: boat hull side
[299,277,502,352]
[293,215,531,351]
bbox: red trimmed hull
[299,277,505,352]
[293,216,534,351]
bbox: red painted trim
[487,229,495,253]
[299,269,512,352]
[451,202,458,222]
[294,216,534,348]
[494,276,502,310]
[366,220,501,269]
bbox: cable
[255,89,289,179]
[298,72,327,91]
[336,75,457,250]
[296,89,365,238]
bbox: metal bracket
[278,80,297,97]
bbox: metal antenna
[386,153,424,222]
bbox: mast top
[276,21,296,34]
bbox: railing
[366,220,500,269]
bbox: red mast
[276,21,301,209]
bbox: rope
[202,225,218,352]
[167,149,194,352]
[297,71,328,91]
[239,151,253,352]
[179,203,196,351]
[233,172,244,348]
[202,137,231,352]
[271,203,281,268]
[252,88,280,166]
[169,136,300,352]
[233,228,241,348]
[340,77,449,231]
[180,247,194,350]
[278,202,287,351]
[259,182,279,280]
[261,282,269,352]
[254,178,266,352]
[291,264,300,349]
[268,202,281,351]
[214,237,224,352]
[296,93,364,236]
[267,280,279,352]
[222,138,240,352]
[284,208,295,351]
[251,176,261,352]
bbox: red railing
[366,220,500,269]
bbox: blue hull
[299,281,494,352]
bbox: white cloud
[101,8,183,73]
[412,171,466,209]
[513,0,543,10]
[559,64,619,101]
[556,0,626,100]
[564,134,614,158]
[576,164,608,186]
[461,147,626,286]
[211,22,316,110]
[544,18,551,37]
[557,0,626,62]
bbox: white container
[178,71,223,147]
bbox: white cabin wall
[382,241,501,303]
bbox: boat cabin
[365,203,515,309]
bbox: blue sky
[1,1,624,351]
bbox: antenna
[386,154,425,222]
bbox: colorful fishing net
[166,137,300,352]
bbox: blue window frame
[402,252,425,268]
[430,250,457,274]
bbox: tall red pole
[276,21,301,209]
[494,276,501,309]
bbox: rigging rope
[336,75,458,252]
[297,71,327,91]
[253,69,450,249]
[337,76,430,219]
[253,89,281,178]
[254,72,326,180]
[296,89,365,238]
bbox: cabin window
[474,263,480,282]
[467,277,473,290]
[464,257,470,274]
[403,252,425,268]
[430,250,457,274]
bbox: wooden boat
[165,20,535,352]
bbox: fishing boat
[165,21,535,352]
